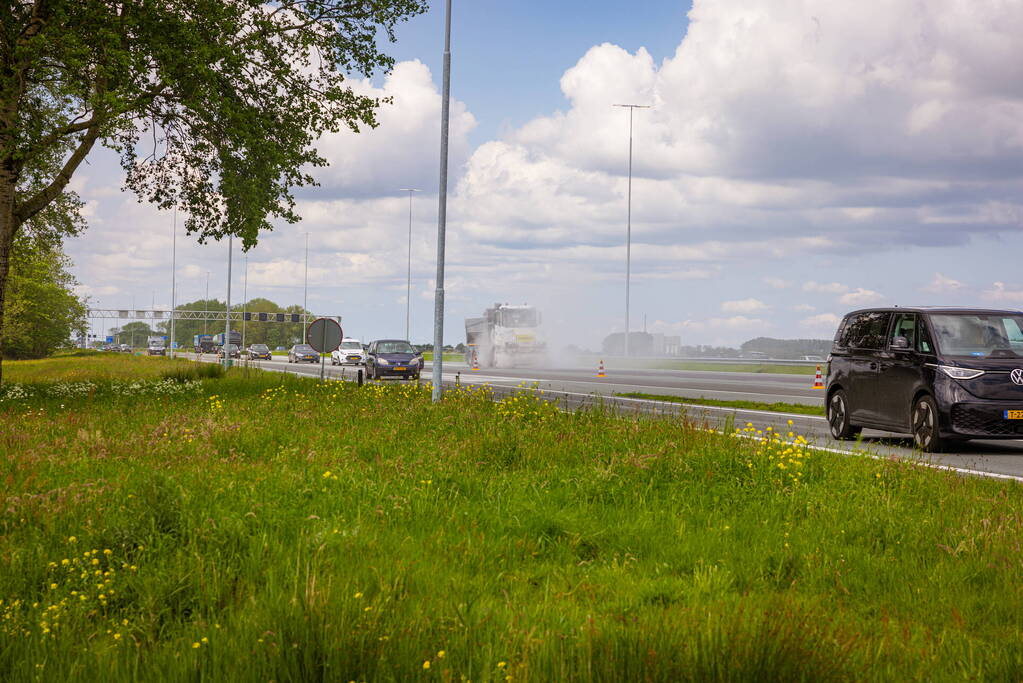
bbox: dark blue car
[366,339,422,380]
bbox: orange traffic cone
[596,359,606,378]
[471,349,480,371]
[812,364,824,389]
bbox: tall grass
[0,356,1021,681]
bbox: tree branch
[14,126,100,224]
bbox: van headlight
[938,365,985,380]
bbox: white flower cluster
[0,378,202,403]
[113,379,201,396]
[0,383,31,402]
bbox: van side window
[918,318,935,353]
[844,311,891,350]
[890,313,916,349]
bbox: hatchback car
[288,344,319,363]
[247,344,271,360]
[365,339,422,380]
[218,343,241,359]
[826,307,1023,452]
[331,338,366,366]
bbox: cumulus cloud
[982,282,1023,303]
[66,1,1023,347]
[803,281,849,294]
[922,272,965,293]
[800,313,842,332]
[838,288,885,306]
[721,298,769,314]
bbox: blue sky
[386,0,692,145]
[70,0,1023,349]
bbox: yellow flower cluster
[0,537,140,640]
[207,394,224,412]
[494,383,559,424]
[736,419,810,487]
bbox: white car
[331,338,366,366]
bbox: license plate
[393,366,406,371]
[1005,410,1023,420]
[347,356,360,361]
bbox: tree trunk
[0,165,19,385]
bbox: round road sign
[307,317,343,353]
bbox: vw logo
[1012,369,1023,386]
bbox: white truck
[465,303,545,368]
[146,335,166,356]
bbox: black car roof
[373,339,412,344]
[842,306,1023,317]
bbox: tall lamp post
[399,188,421,341]
[302,232,309,343]
[224,236,233,367]
[431,0,452,403]
[612,103,650,358]
[241,255,248,353]
[169,206,177,358]
[204,271,210,336]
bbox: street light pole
[399,188,421,341]
[242,255,248,353]
[224,236,233,367]
[612,103,650,358]
[204,271,210,336]
[303,232,309,344]
[170,206,177,358]
[431,0,453,403]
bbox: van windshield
[928,314,1023,358]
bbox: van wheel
[827,390,861,440]
[912,395,945,453]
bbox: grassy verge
[616,392,826,417]
[421,351,465,362]
[1,354,1021,681]
[582,357,818,375]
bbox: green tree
[0,234,86,358]
[0,0,426,381]
[110,321,155,348]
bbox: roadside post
[307,317,343,381]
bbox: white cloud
[763,277,791,289]
[721,298,769,314]
[838,288,885,306]
[982,282,1023,303]
[792,303,815,312]
[800,313,842,331]
[803,281,849,294]
[922,272,964,293]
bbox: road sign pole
[319,321,327,381]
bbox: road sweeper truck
[464,303,545,368]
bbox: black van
[826,307,1023,452]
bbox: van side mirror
[892,336,910,350]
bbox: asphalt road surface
[178,353,1023,482]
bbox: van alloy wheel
[912,396,944,453]
[827,390,861,440]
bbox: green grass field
[616,392,826,417]
[1,353,1021,681]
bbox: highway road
[179,353,1023,482]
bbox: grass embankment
[583,357,818,375]
[1,354,1021,681]
[421,352,464,362]
[616,392,826,417]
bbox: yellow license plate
[1005,410,1023,420]
[394,366,406,371]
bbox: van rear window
[840,312,891,350]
